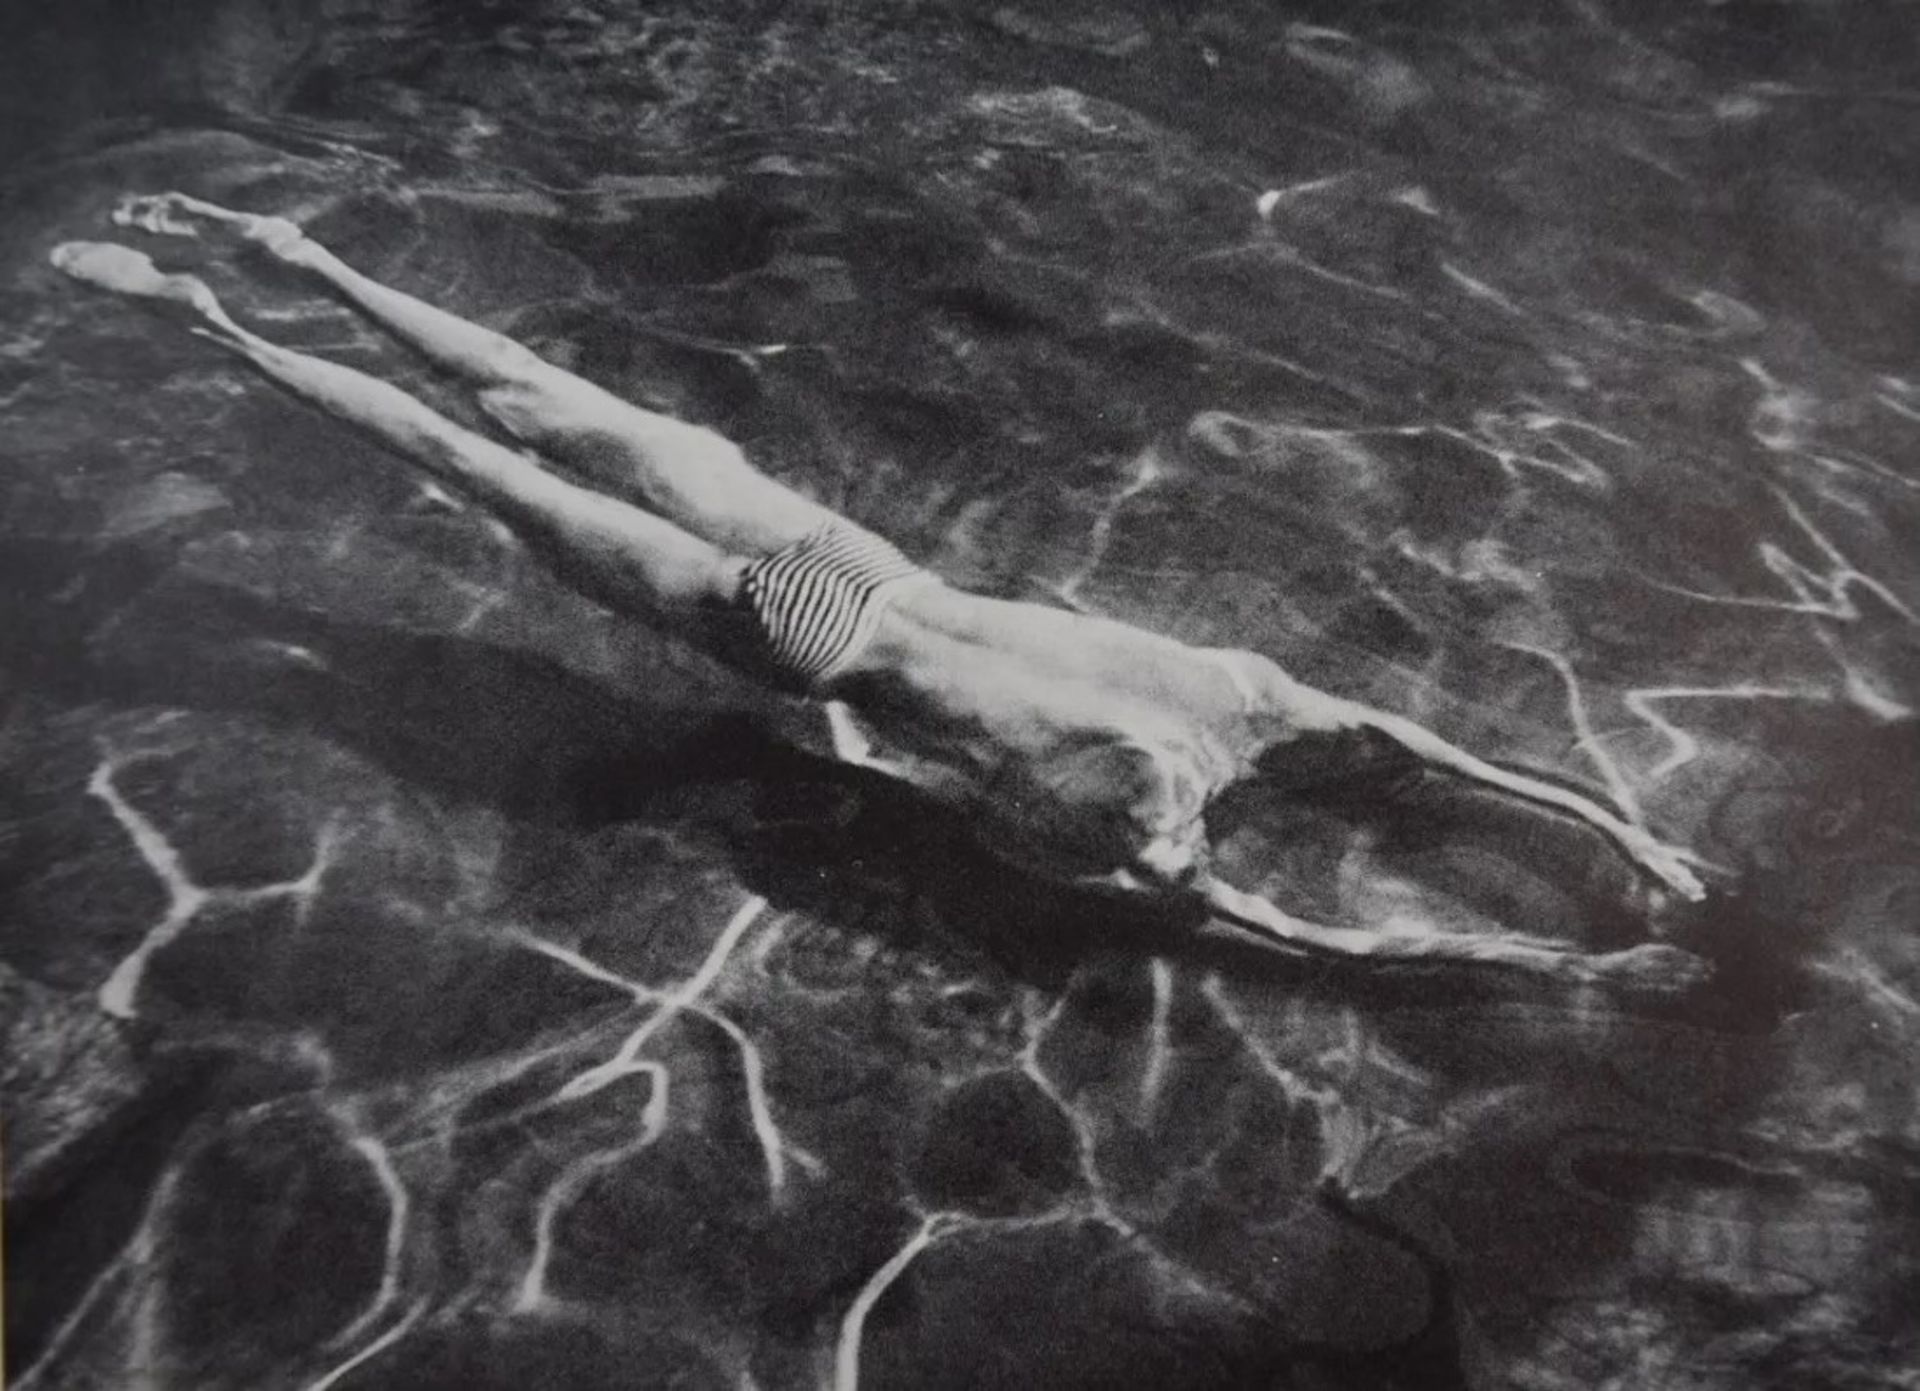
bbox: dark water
[4,2,1919,1387]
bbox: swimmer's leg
[113,191,851,556]
[52,241,742,629]
[1247,667,1708,901]
[1194,874,1711,996]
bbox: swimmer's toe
[112,192,309,262]
[113,193,203,238]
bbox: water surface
[4,2,1918,1387]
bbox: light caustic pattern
[59,749,826,1385]
[88,742,344,1020]
[42,792,1387,1391]
[828,960,1382,1391]
[503,895,826,1314]
[830,986,1141,1391]
[1510,479,1915,818]
[1155,250,1915,830]
[263,896,808,1385]
[297,1101,430,1391]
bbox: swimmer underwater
[53,194,1715,995]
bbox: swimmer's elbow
[1240,657,1366,736]
[1136,833,1205,888]
[1074,860,1197,903]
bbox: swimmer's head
[997,736,1207,872]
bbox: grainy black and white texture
[3,2,1919,1388]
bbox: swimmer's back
[823,585,1272,890]
[869,582,1262,733]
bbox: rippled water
[4,3,1919,1388]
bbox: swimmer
[52,193,1713,995]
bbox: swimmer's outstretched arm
[51,242,742,631]
[1246,666,1707,900]
[1192,873,1710,994]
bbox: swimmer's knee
[477,380,545,440]
[1136,832,1206,889]
[478,373,611,444]
[176,275,223,318]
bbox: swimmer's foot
[114,192,321,270]
[51,241,242,339]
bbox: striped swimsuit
[736,524,937,694]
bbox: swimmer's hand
[1586,942,1714,996]
[1618,827,1709,902]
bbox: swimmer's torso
[724,523,1302,891]
[823,580,1276,891]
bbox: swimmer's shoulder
[1190,646,1352,739]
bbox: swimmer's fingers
[1587,942,1714,996]
[1194,875,1706,994]
[1618,827,1713,902]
